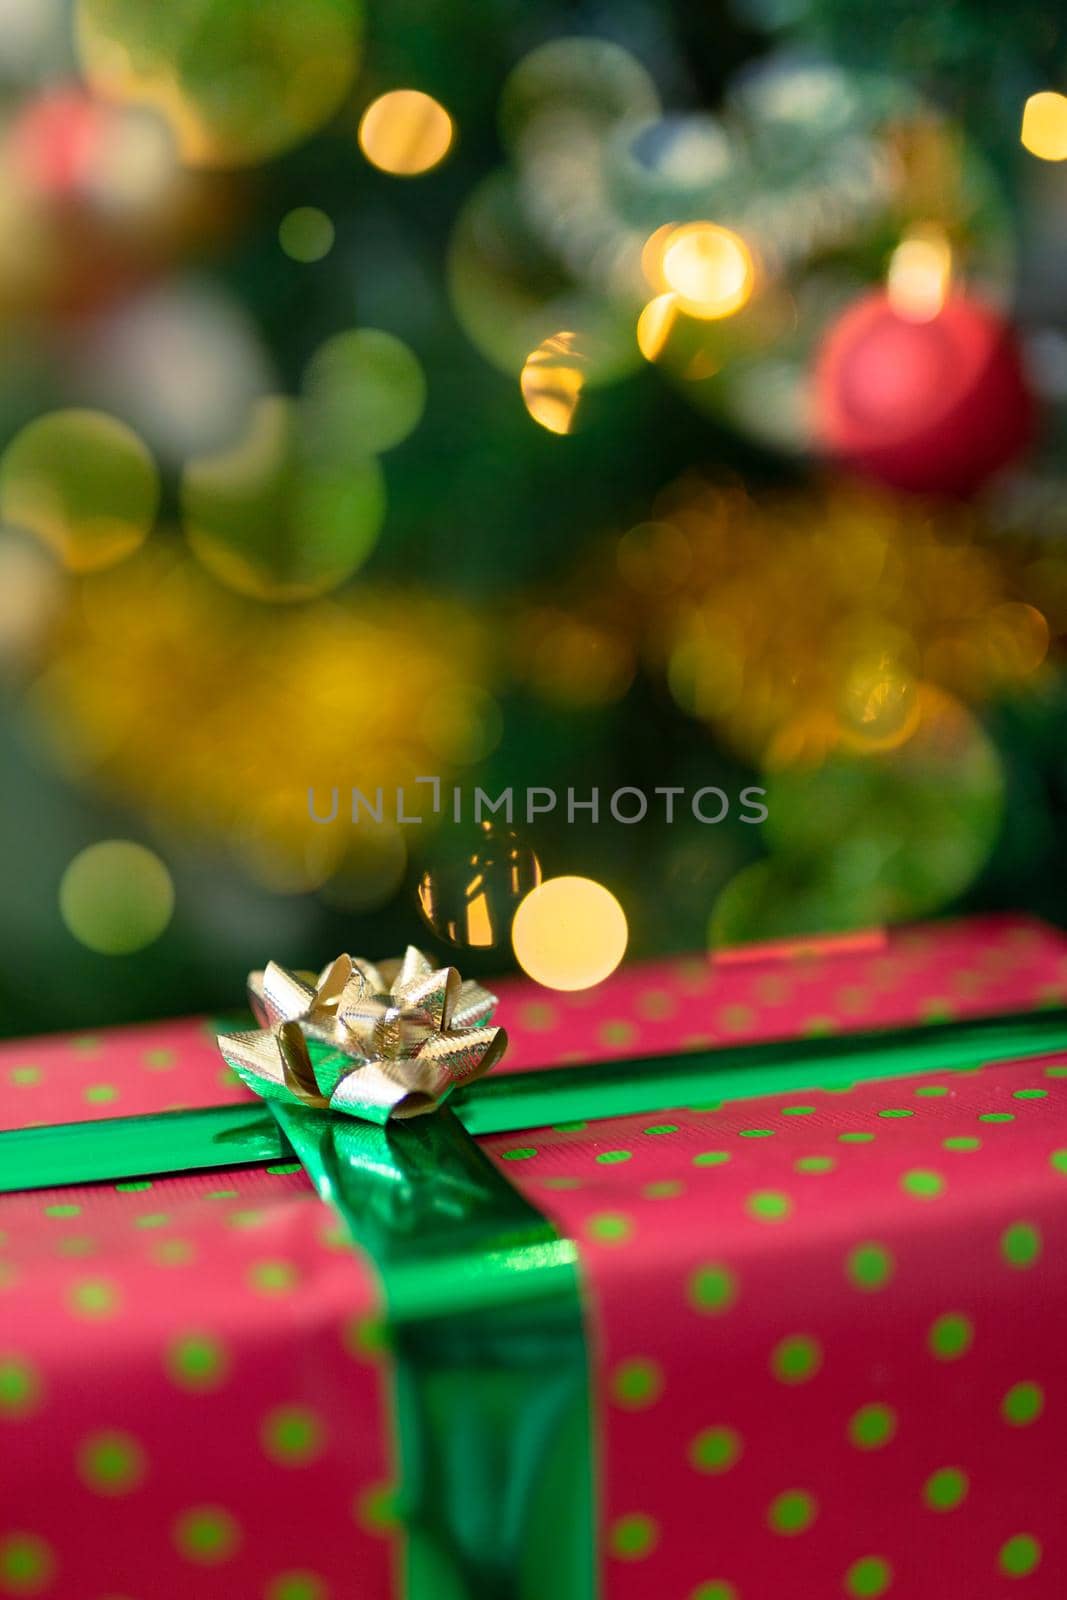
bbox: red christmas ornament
[814,290,1035,496]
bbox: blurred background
[2,0,1067,1034]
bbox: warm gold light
[887,226,952,322]
[512,876,628,991]
[636,293,678,361]
[1021,91,1067,161]
[660,223,755,321]
[520,331,586,434]
[358,90,454,176]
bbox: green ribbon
[273,1103,594,1600]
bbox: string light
[358,90,454,176]
[520,331,586,434]
[887,226,952,322]
[512,876,629,990]
[659,223,755,320]
[1021,91,1067,161]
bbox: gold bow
[218,947,507,1122]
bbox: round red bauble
[813,290,1035,496]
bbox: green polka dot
[0,1358,40,1417]
[693,1151,730,1167]
[166,1333,229,1391]
[541,1176,582,1191]
[643,1180,683,1198]
[344,1315,390,1361]
[999,1534,1041,1578]
[57,1236,95,1257]
[501,1146,537,1161]
[923,1466,968,1511]
[596,1150,633,1164]
[848,1403,896,1450]
[691,1585,736,1600]
[901,1169,944,1199]
[1013,1088,1047,1100]
[878,1108,914,1119]
[43,1203,80,1218]
[143,1048,175,1070]
[845,1555,893,1596]
[688,1264,737,1315]
[839,1131,875,1144]
[846,1242,894,1292]
[265,1572,327,1600]
[248,1261,298,1295]
[173,1506,240,1564]
[84,1084,117,1104]
[611,1358,663,1410]
[771,1334,821,1384]
[781,1105,816,1116]
[152,1238,194,1267]
[609,1513,657,1560]
[552,1121,587,1133]
[260,1404,325,1465]
[9,1066,41,1087]
[114,1180,152,1192]
[134,1213,170,1229]
[68,1278,119,1318]
[979,1112,1014,1123]
[207,1189,238,1200]
[738,1128,775,1139]
[768,1488,817,1534]
[1045,1064,1067,1077]
[929,1312,973,1360]
[915,1085,949,1097]
[77,1429,146,1494]
[643,1124,678,1136]
[1002,1381,1044,1426]
[920,999,955,1024]
[354,1482,399,1533]
[689,1426,742,1474]
[944,1136,981,1152]
[228,1210,268,1230]
[1001,1222,1042,1268]
[266,1161,302,1174]
[802,1016,838,1037]
[747,1190,792,1222]
[1050,1150,1067,1174]
[0,1532,54,1593]
[587,1213,632,1243]
[795,1155,836,1173]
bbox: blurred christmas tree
[0,0,1065,1033]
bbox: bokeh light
[78,283,275,463]
[657,223,755,321]
[520,330,586,433]
[1021,91,1067,161]
[512,875,629,991]
[182,396,385,602]
[279,206,335,262]
[76,0,362,168]
[636,293,678,362]
[59,840,174,954]
[302,328,426,456]
[0,409,158,573]
[358,90,453,176]
[887,226,952,323]
[418,822,542,949]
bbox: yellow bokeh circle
[657,223,755,321]
[358,90,453,176]
[511,875,628,991]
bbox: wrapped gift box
[3,913,1067,1599]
